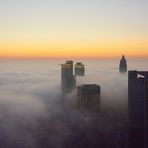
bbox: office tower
[75,62,85,76]
[66,60,73,76]
[77,84,101,111]
[119,55,127,73]
[61,61,75,93]
[128,71,148,148]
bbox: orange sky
[0,38,147,58]
[0,0,147,59]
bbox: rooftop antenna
[122,49,126,57]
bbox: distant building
[119,55,127,73]
[77,84,101,111]
[66,60,73,76]
[128,71,148,148]
[61,61,75,93]
[75,62,85,76]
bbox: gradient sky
[0,0,148,58]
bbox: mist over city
[0,58,146,148]
[0,0,148,148]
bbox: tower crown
[119,54,127,73]
[121,55,126,61]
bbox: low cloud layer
[0,59,128,148]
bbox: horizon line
[0,55,147,60]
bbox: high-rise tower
[74,62,85,76]
[77,84,101,111]
[119,55,127,73]
[128,71,148,148]
[61,61,75,93]
[66,60,73,76]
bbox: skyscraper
[74,62,85,76]
[66,60,73,76]
[128,71,148,148]
[119,55,127,73]
[77,84,101,111]
[61,61,75,93]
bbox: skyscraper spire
[122,54,125,60]
[119,55,127,73]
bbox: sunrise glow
[0,0,147,58]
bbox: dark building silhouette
[75,62,85,76]
[119,55,127,73]
[61,61,75,93]
[77,84,101,111]
[128,71,148,148]
[66,60,73,76]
